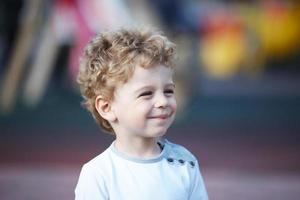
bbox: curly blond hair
[77,28,176,134]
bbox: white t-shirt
[75,138,209,200]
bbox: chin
[147,128,168,138]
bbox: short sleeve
[189,160,209,200]
[75,165,108,200]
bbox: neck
[114,136,162,159]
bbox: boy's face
[110,64,177,139]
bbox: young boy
[75,28,209,200]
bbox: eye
[138,91,153,98]
[164,89,174,95]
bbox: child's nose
[154,94,168,108]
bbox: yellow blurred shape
[258,6,300,58]
[200,32,246,79]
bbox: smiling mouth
[148,114,172,120]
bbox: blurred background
[1,0,300,199]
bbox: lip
[148,114,171,120]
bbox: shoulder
[75,151,110,199]
[163,139,198,162]
[82,147,111,173]
[76,148,111,189]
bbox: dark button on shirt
[189,161,195,167]
[178,159,185,164]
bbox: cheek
[135,100,153,112]
[128,102,152,122]
[170,98,177,113]
[130,105,151,128]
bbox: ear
[95,95,117,122]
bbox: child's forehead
[131,65,172,82]
[119,65,174,89]
[132,64,173,78]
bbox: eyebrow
[166,83,175,88]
